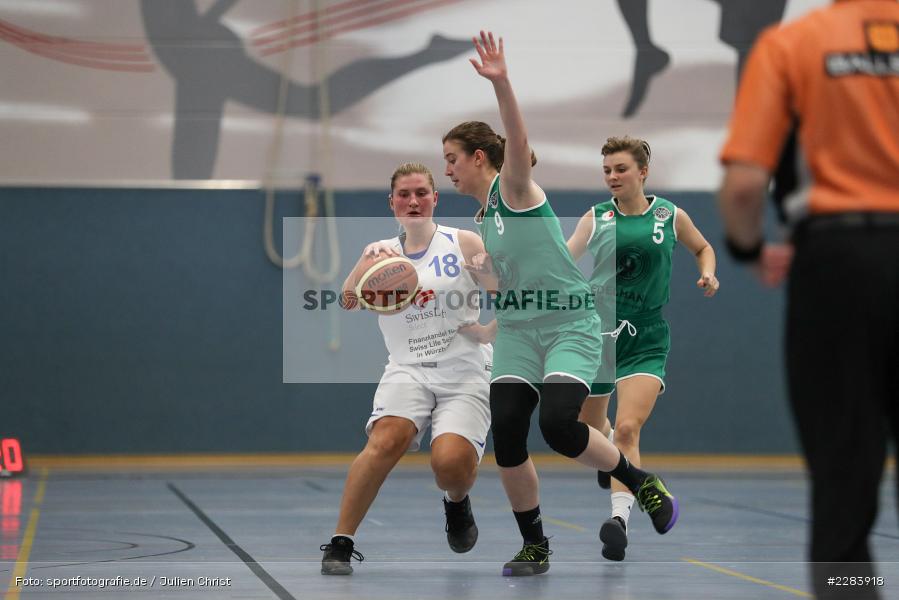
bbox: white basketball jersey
[378,225,483,365]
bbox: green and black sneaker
[636,474,679,534]
[502,537,552,576]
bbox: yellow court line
[5,470,48,600]
[683,558,812,598]
[542,516,588,533]
[33,469,47,504]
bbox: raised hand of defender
[470,30,507,82]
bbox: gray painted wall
[1,187,796,454]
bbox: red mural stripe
[0,20,147,52]
[259,0,461,56]
[252,0,426,48]
[250,0,383,37]
[0,21,154,70]
[15,45,156,72]
[0,19,147,54]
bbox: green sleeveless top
[479,175,594,325]
[588,196,678,318]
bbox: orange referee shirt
[721,0,899,214]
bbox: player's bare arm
[470,30,543,210]
[566,210,595,261]
[675,209,719,297]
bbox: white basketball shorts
[366,345,492,459]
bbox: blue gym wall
[1,188,796,455]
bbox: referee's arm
[718,161,769,251]
[718,26,791,260]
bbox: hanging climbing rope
[262,0,341,350]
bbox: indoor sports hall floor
[2,456,897,600]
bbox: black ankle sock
[608,451,648,494]
[513,506,544,544]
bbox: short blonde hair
[389,162,436,193]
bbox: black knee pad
[489,380,539,468]
[538,379,590,458]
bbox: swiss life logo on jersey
[412,288,436,308]
[601,209,615,221]
[653,206,672,222]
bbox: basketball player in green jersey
[443,32,680,576]
[568,136,719,561]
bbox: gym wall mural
[1,0,823,189]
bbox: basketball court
[3,456,897,599]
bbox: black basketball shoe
[599,516,628,561]
[597,470,612,489]
[444,495,478,553]
[320,536,363,575]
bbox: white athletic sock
[445,491,467,503]
[332,533,355,543]
[610,492,634,526]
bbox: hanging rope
[259,0,342,351]
[262,0,340,284]
[307,0,342,351]
[262,0,302,269]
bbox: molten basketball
[352,255,419,314]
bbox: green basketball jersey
[479,175,594,324]
[588,196,678,316]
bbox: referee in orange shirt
[718,1,899,598]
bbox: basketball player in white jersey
[320,162,495,575]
